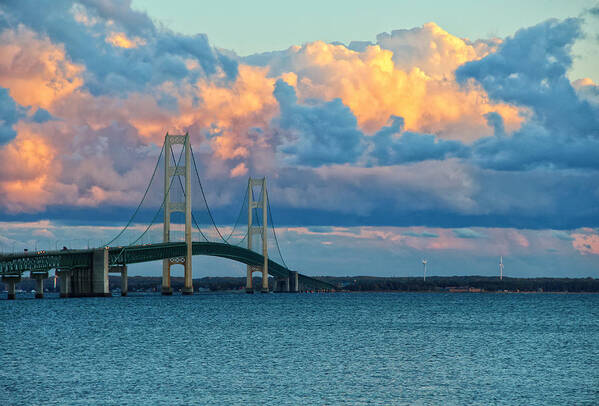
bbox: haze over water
[2,292,597,405]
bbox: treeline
[318,276,599,293]
[4,275,599,293]
[111,276,252,292]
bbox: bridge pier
[91,248,110,297]
[2,275,20,300]
[58,270,71,298]
[109,265,127,296]
[274,277,290,292]
[245,267,253,293]
[289,271,299,293]
[71,268,92,297]
[161,260,172,295]
[246,265,269,293]
[121,266,127,296]
[32,272,48,299]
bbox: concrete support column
[289,271,299,293]
[33,273,47,299]
[7,279,16,300]
[162,262,172,295]
[246,267,254,293]
[274,277,290,293]
[182,262,193,295]
[92,248,110,297]
[121,266,128,296]
[59,270,71,298]
[3,276,19,300]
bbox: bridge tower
[162,133,193,295]
[246,177,269,293]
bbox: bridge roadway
[0,242,334,295]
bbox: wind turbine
[422,259,427,281]
[499,256,504,281]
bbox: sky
[0,0,598,279]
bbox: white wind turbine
[422,259,427,281]
[499,256,504,281]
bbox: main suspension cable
[189,145,228,243]
[104,142,165,247]
[223,183,249,243]
[266,188,289,269]
[111,142,185,264]
[168,144,210,242]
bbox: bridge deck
[0,242,334,290]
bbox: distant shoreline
[3,275,598,294]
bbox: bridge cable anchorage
[103,142,165,247]
[168,145,210,242]
[110,142,186,265]
[266,188,289,269]
[189,145,228,243]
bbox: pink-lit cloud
[572,231,599,255]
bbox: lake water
[1,292,598,405]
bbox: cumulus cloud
[458,18,599,170]
[1,0,237,96]
[245,33,522,139]
[273,79,364,166]
[370,116,469,165]
[571,229,599,255]
[0,0,597,235]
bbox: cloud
[571,230,599,255]
[0,2,597,234]
[0,87,23,144]
[457,18,599,170]
[30,108,55,123]
[0,25,84,109]
[587,6,599,16]
[552,230,574,241]
[374,22,501,80]
[403,231,439,238]
[453,228,486,239]
[245,32,522,140]
[273,79,364,166]
[370,116,469,165]
[1,0,237,96]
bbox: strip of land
[3,275,599,293]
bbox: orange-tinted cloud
[106,32,145,48]
[281,38,523,139]
[0,26,83,109]
[0,123,59,212]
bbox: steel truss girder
[0,242,334,290]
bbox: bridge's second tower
[162,133,193,295]
[246,177,269,293]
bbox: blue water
[1,292,598,405]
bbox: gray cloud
[453,228,485,239]
[0,87,23,145]
[273,80,365,166]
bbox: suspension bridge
[0,133,334,299]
